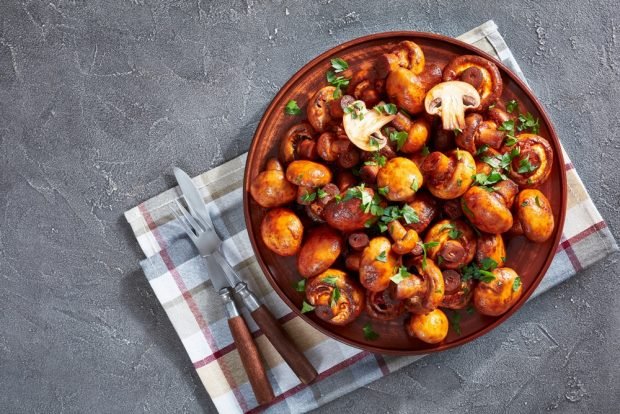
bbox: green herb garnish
[285,100,302,115]
[506,99,518,113]
[389,130,408,151]
[513,276,522,292]
[373,103,397,115]
[293,279,306,292]
[390,266,412,284]
[330,286,341,307]
[330,57,349,73]
[517,112,540,134]
[518,156,538,174]
[449,312,462,335]
[376,250,388,262]
[300,191,317,203]
[301,301,315,313]
[363,323,379,340]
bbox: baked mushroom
[359,236,400,292]
[305,269,365,325]
[455,114,505,153]
[307,86,337,132]
[476,233,506,267]
[376,157,424,202]
[474,267,523,316]
[390,111,431,153]
[514,189,555,242]
[285,160,333,188]
[377,40,426,77]
[405,192,439,233]
[250,158,297,208]
[366,289,405,321]
[342,99,395,151]
[394,258,444,315]
[297,226,343,278]
[388,220,420,255]
[323,187,377,232]
[443,55,503,109]
[260,208,303,256]
[440,269,473,310]
[406,308,449,344]
[461,180,518,234]
[424,81,481,131]
[424,219,477,270]
[504,134,553,188]
[316,132,339,162]
[386,64,443,115]
[279,122,315,164]
[421,149,475,199]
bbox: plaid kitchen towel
[124,20,618,414]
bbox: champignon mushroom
[443,55,503,109]
[473,267,523,316]
[342,99,395,151]
[260,208,304,256]
[421,149,476,199]
[386,64,443,115]
[307,86,337,133]
[305,269,365,325]
[296,226,343,278]
[514,189,555,242]
[406,308,449,344]
[250,158,297,208]
[424,81,481,131]
[279,122,315,164]
[366,289,405,321]
[359,236,400,292]
[503,134,554,188]
[424,219,477,270]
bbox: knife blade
[173,167,214,229]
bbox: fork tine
[174,199,205,234]
[169,203,198,241]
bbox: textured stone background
[1,1,619,413]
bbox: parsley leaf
[410,175,419,192]
[363,323,379,340]
[285,100,302,115]
[449,312,462,335]
[517,156,538,174]
[462,259,497,283]
[322,275,339,286]
[317,188,328,199]
[419,241,439,270]
[513,276,522,292]
[326,70,350,90]
[506,99,519,113]
[330,286,341,307]
[466,304,475,315]
[401,204,419,224]
[293,279,306,292]
[390,266,412,284]
[475,144,489,156]
[454,127,463,135]
[301,191,317,203]
[389,130,408,151]
[421,146,430,156]
[373,103,398,115]
[378,186,389,196]
[376,250,387,262]
[301,301,315,313]
[517,112,540,134]
[498,120,518,146]
[330,57,349,73]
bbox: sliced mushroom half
[342,99,395,152]
[424,81,481,131]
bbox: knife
[174,168,318,385]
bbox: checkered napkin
[124,20,618,414]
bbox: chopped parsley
[390,266,412,284]
[300,191,317,203]
[330,286,341,307]
[454,127,463,135]
[364,152,387,167]
[466,304,475,315]
[375,250,388,262]
[317,188,328,199]
[378,186,389,196]
[472,170,507,187]
[517,112,540,134]
[513,276,522,292]
[285,100,302,115]
[518,156,538,174]
[475,144,489,156]
[439,223,462,240]
[373,103,398,115]
[389,130,409,151]
[322,275,339,286]
[301,300,315,313]
[330,57,348,73]
[461,258,497,283]
[449,311,462,336]
[369,136,380,149]
[481,147,520,172]
[419,241,440,270]
[498,120,518,146]
[363,323,379,340]
[506,99,519,113]
[421,146,430,156]
[293,279,306,292]
[410,176,419,192]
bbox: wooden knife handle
[227,315,275,404]
[251,305,318,384]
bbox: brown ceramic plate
[243,32,567,355]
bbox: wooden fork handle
[250,305,319,384]
[221,289,274,405]
[236,282,318,384]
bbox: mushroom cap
[424,81,481,131]
[342,100,395,151]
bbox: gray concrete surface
[1,0,618,413]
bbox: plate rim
[243,30,568,355]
